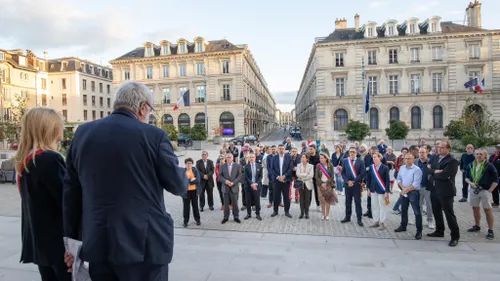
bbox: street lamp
[203,63,208,141]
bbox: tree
[162,124,179,141]
[345,120,371,141]
[0,94,28,145]
[444,99,500,148]
[385,120,410,140]
[189,124,207,141]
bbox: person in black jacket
[465,148,498,240]
[15,107,71,281]
[425,141,460,247]
[459,144,475,202]
[488,144,500,207]
[195,151,215,212]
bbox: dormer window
[146,47,153,57]
[179,44,186,54]
[427,16,442,33]
[196,41,203,53]
[0,52,5,60]
[405,18,420,35]
[410,24,416,34]
[388,25,395,36]
[363,22,378,38]
[368,28,374,37]
[162,45,169,56]
[384,20,398,37]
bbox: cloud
[370,1,387,8]
[272,91,297,105]
[447,10,465,15]
[413,1,439,13]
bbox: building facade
[110,37,277,139]
[280,112,292,126]
[295,1,500,142]
[0,49,113,125]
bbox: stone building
[110,37,277,138]
[295,1,500,142]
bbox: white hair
[113,81,153,112]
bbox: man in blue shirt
[459,144,475,202]
[395,154,423,240]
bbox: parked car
[291,128,302,140]
[177,134,193,147]
[229,135,258,145]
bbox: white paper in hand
[63,237,92,281]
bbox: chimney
[354,13,360,31]
[466,1,482,28]
[43,51,48,60]
[335,17,347,30]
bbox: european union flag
[464,78,478,89]
[364,83,370,114]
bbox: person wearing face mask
[63,81,187,281]
[459,144,475,203]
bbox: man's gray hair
[475,148,488,158]
[113,81,153,112]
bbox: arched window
[369,108,379,130]
[195,112,205,127]
[411,106,421,129]
[148,115,157,126]
[432,106,443,129]
[389,107,400,121]
[178,113,191,133]
[334,109,348,130]
[219,112,235,136]
[162,114,173,125]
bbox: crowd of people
[11,79,500,281]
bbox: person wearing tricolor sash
[314,153,337,220]
[341,147,366,227]
[366,152,391,230]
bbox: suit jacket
[219,162,243,194]
[366,164,391,194]
[425,154,459,197]
[341,157,366,188]
[291,154,301,178]
[184,167,201,197]
[244,163,263,192]
[195,159,214,188]
[63,109,187,265]
[266,154,277,181]
[271,153,294,183]
[314,163,335,188]
[296,163,314,190]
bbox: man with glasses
[195,151,215,212]
[426,141,460,247]
[341,147,366,226]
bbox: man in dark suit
[195,151,215,211]
[244,153,263,220]
[63,81,187,281]
[271,144,294,218]
[341,146,366,226]
[425,140,460,247]
[219,153,243,224]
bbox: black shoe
[183,222,188,227]
[209,206,214,211]
[305,214,310,219]
[271,212,278,217]
[244,215,251,220]
[448,239,459,247]
[467,225,481,232]
[458,198,467,203]
[363,211,372,218]
[394,226,407,232]
[487,230,494,240]
[357,220,364,227]
[295,199,299,204]
[299,214,304,219]
[196,221,201,226]
[234,218,241,223]
[427,231,444,238]
[285,213,292,218]
[200,208,204,212]
[341,218,351,223]
[256,215,262,221]
[415,231,422,240]
[221,218,228,224]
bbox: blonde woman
[296,153,314,219]
[15,108,70,281]
[315,153,337,220]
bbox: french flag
[474,78,485,94]
[173,90,190,110]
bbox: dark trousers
[216,181,225,205]
[223,192,239,219]
[299,187,312,215]
[345,186,362,221]
[461,173,469,199]
[37,261,71,281]
[261,184,268,198]
[492,184,500,205]
[431,195,460,240]
[367,196,372,212]
[400,191,422,231]
[183,190,200,223]
[245,188,261,216]
[199,180,214,208]
[89,262,169,281]
[311,178,320,207]
[273,181,291,213]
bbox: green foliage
[444,99,500,148]
[162,124,179,141]
[345,120,371,141]
[385,120,410,140]
[180,126,191,135]
[0,94,28,145]
[189,124,207,141]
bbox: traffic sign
[244,121,248,126]
[314,123,318,130]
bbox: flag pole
[204,63,208,142]
[362,56,366,123]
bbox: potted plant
[189,124,207,150]
[385,120,409,150]
[213,126,223,145]
[161,124,180,150]
[345,120,371,142]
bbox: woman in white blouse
[296,153,315,219]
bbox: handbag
[294,180,303,189]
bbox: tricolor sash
[370,164,386,192]
[17,149,45,196]
[318,163,331,179]
[346,158,357,178]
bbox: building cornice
[109,50,245,65]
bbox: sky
[1,0,499,113]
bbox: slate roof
[47,58,113,80]
[112,39,244,62]
[318,22,489,43]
